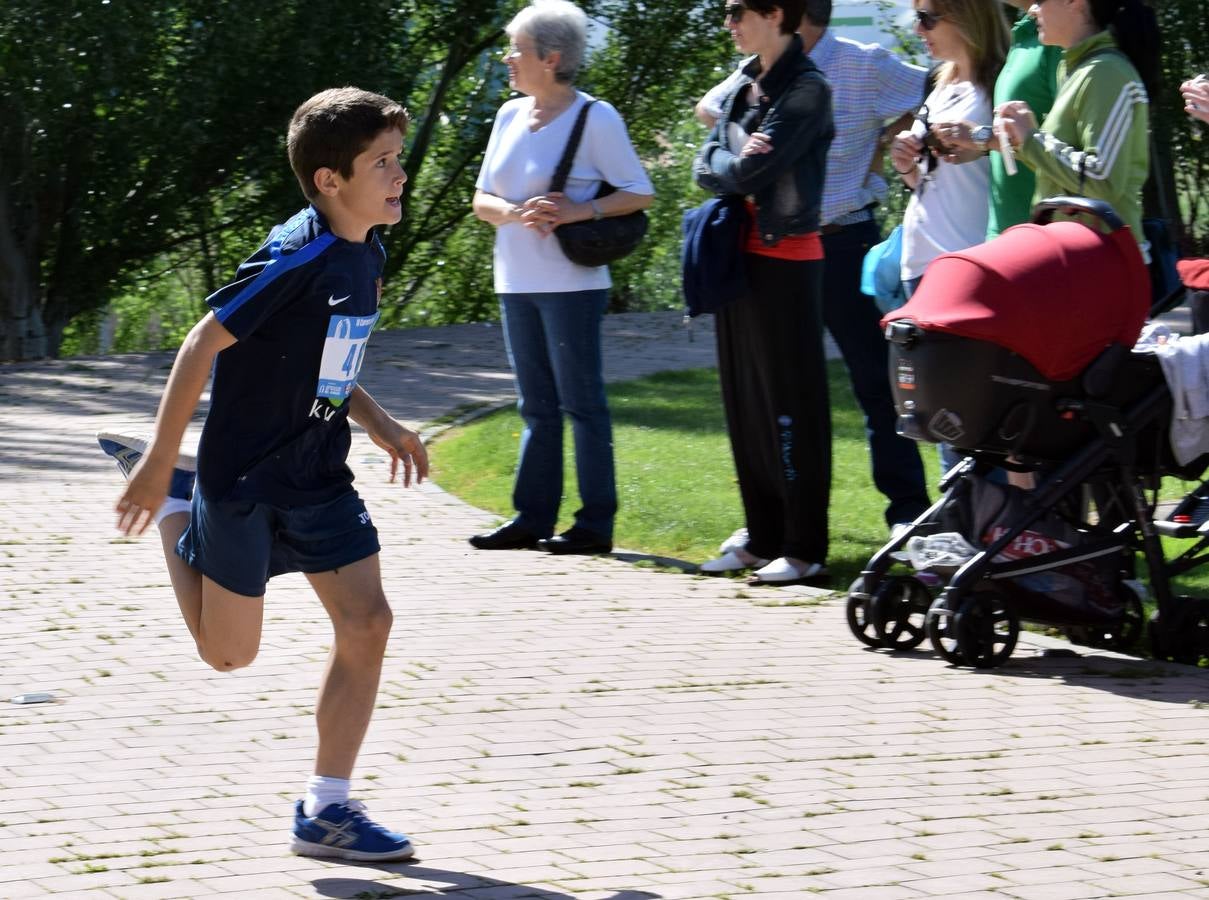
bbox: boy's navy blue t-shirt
[198,206,385,506]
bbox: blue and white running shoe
[96,430,196,501]
[290,799,415,861]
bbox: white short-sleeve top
[475,91,654,294]
[900,79,992,282]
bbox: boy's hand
[114,451,175,536]
[368,421,429,487]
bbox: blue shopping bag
[860,224,906,314]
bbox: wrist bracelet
[589,199,604,221]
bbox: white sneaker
[718,527,749,555]
[699,549,768,574]
[750,557,827,585]
[97,430,197,501]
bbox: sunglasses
[914,103,943,181]
[915,8,946,31]
[725,3,746,23]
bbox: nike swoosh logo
[328,295,351,306]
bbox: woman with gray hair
[469,0,654,556]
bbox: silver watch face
[972,125,993,146]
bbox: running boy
[97,87,426,862]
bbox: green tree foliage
[4,1,1208,360]
[1,0,409,359]
[1153,0,1209,253]
[381,0,736,327]
[2,0,734,355]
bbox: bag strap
[550,98,597,193]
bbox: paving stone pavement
[2,310,1208,900]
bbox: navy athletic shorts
[175,489,381,598]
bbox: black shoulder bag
[549,99,648,268]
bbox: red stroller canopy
[1177,258,1209,291]
[883,220,1150,382]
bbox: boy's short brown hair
[287,87,410,201]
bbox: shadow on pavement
[986,652,1209,703]
[610,550,698,573]
[871,643,1209,702]
[314,865,662,899]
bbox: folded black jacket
[681,195,749,317]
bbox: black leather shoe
[537,526,612,556]
[468,521,540,550]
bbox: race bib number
[316,312,379,405]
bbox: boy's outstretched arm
[348,386,429,487]
[116,313,236,536]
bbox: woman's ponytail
[1091,0,1160,97]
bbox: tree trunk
[0,266,48,361]
[0,179,48,361]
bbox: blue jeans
[499,290,616,539]
[823,220,929,526]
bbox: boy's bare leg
[157,511,203,642]
[306,554,393,778]
[155,511,264,670]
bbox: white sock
[303,775,350,818]
[154,497,191,525]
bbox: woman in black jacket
[693,0,835,584]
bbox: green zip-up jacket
[1017,31,1149,252]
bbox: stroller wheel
[846,577,883,648]
[1063,624,1093,647]
[1064,583,1145,652]
[926,594,965,665]
[1164,597,1209,666]
[1109,581,1146,652]
[870,576,932,650]
[955,591,1019,669]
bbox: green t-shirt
[988,16,1061,238]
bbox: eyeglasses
[725,3,746,23]
[915,9,946,31]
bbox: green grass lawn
[430,361,941,590]
[432,361,1209,604]
[431,361,1209,664]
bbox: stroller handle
[1029,196,1126,231]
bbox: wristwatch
[970,125,994,154]
[590,199,604,221]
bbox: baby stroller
[846,197,1209,669]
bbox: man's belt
[820,206,875,235]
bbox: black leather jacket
[693,35,834,246]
